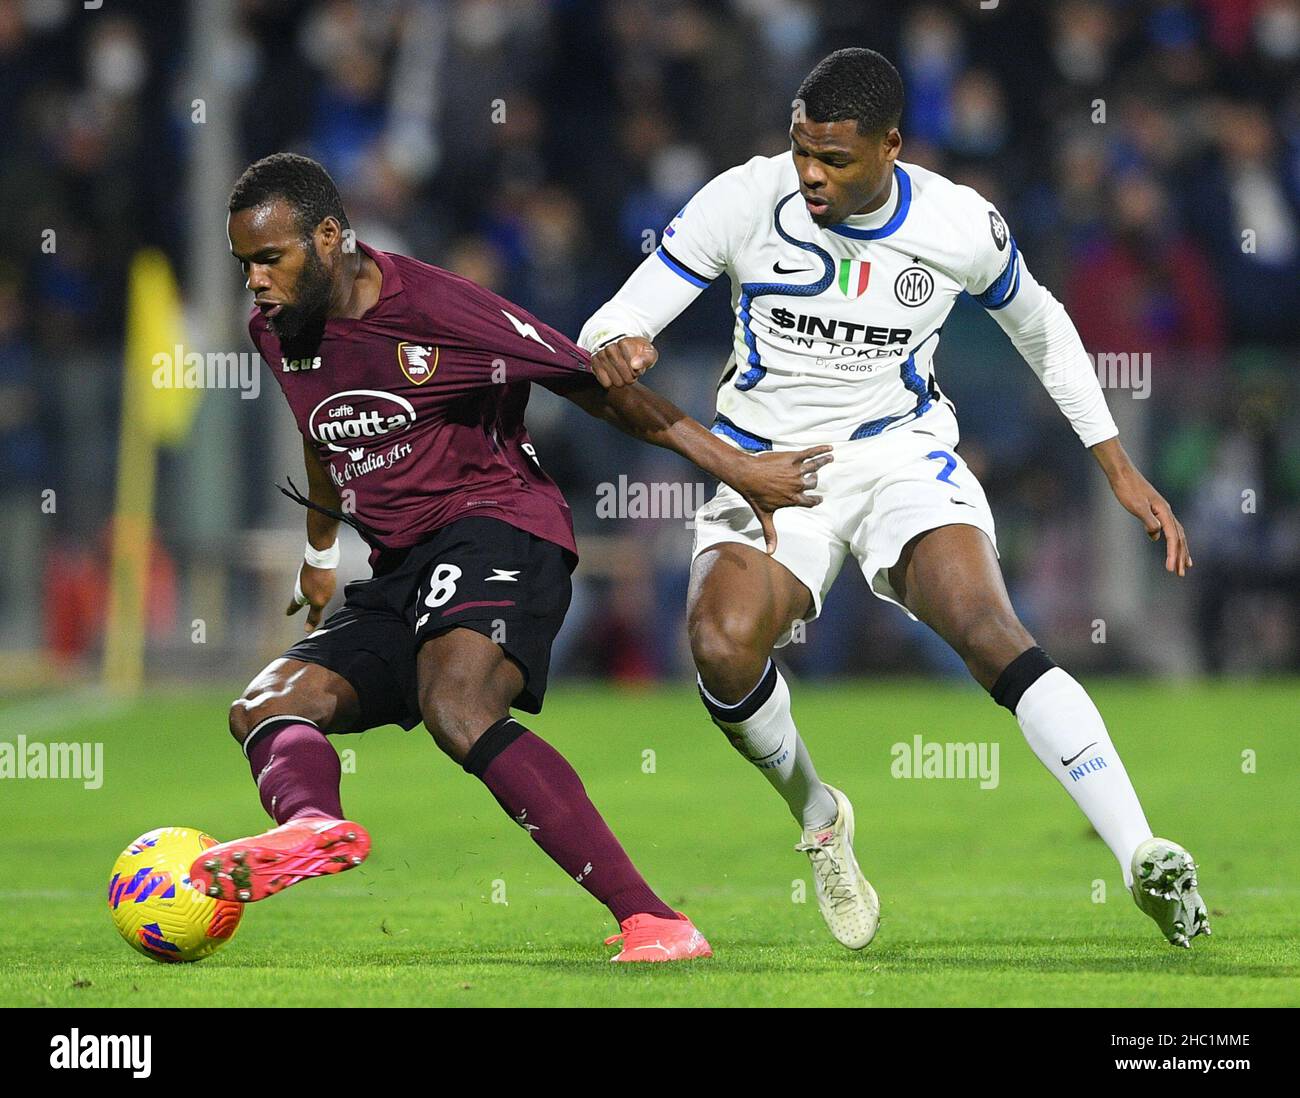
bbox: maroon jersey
[250,243,594,559]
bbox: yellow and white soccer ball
[107,826,243,962]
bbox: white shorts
[691,405,998,647]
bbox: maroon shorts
[283,517,575,731]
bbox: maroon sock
[244,717,344,825]
[463,718,675,924]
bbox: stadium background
[3,0,1299,695]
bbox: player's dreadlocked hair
[795,48,904,137]
[228,153,350,238]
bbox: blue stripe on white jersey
[975,238,1021,310]
[710,412,773,451]
[734,191,837,391]
[826,165,913,241]
[850,328,942,439]
[656,246,713,288]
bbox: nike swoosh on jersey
[773,261,814,274]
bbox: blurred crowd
[1,0,1298,681]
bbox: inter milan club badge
[397,342,439,385]
[894,265,934,307]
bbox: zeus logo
[501,309,556,353]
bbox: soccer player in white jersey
[579,48,1209,951]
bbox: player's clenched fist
[287,561,336,632]
[591,336,658,389]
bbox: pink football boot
[189,817,370,902]
[605,911,713,962]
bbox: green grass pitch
[2,680,1297,1007]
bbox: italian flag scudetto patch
[838,258,870,298]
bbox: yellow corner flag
[129,248,201,444]
[103,249,199,693]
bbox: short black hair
[228,153,350,237]
[795,48,904,137]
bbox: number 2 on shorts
[925,450,959,487]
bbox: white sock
[699,661,838,831]
[1013,667,1153,886]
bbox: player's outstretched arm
[967,202,1191,578]
[995,293,1193,577]
[558,379,831,554]
[287,438,343,631]
[1090,436,1193,577]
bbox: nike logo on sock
[1061,742,1098,766]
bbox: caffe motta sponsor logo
[309,389,416,452]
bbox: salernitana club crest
[397,342,439,385]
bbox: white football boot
[795,784,880,949]
[1129,836,1211,948]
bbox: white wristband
[303,540,340,569]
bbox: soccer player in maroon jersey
[189,153,832,962]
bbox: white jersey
[580,154,1117,451]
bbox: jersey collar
[825,165,911,241]
[358,241,404,303]
[321,241,403,328]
